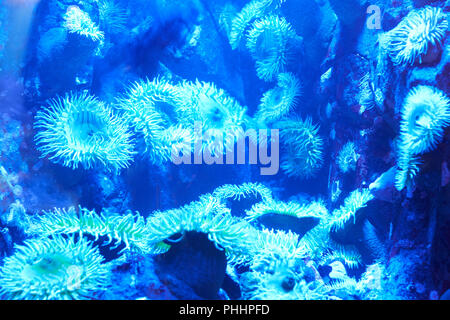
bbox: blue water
[0,0,448,300]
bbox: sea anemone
[229,0,284,49]
[146,194,257,265]
[212,182,273,203]
[276,117,324,179]
[337,142,359,173]
[98,0,128,35]
[255,72,302,125]
[0,236,109,300]
[32,206,151,253]
[63,6,104,42]
[387,6,448,66]
[34,92,135,173]
[328,189,374,231]
[176,80,247,156]
[250,229,308,270]
[246,15,299,81]
[243,267,329,300]
[246,199,328,222]
[399,86,450,155]
[394,151,421,192]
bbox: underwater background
[0,0,449,300]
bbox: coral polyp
[387,6,448,66]
[0,236,109,300]
[34,92,135,173]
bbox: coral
[212,182,273,203]
[276,117,324,179]
[255,72,302,125]
[145,194,257,265]
[328,189,374,231]
[176,80,247,156]
[387,6,448,66]
[0,236,109,300]
[337,142,359,173]
[63,6,104,42]
[32,206,151,253]
[246,15,299,81]
[34,92,135,173]
[98,0,128,35]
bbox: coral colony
[0,0,449,301]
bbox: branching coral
[63,6,104,42]
[35,92,135,173]
[255,72,302,125]
[337,142,359,173]
[387,6,448,66]
[212,182,273,203]
[246,15,299,81]
[32,206,151,253]
[145,194,257,265]
[395,86,450,191]
[0,236,109,300]
[276,117,324,179]
[176,80,247,156]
